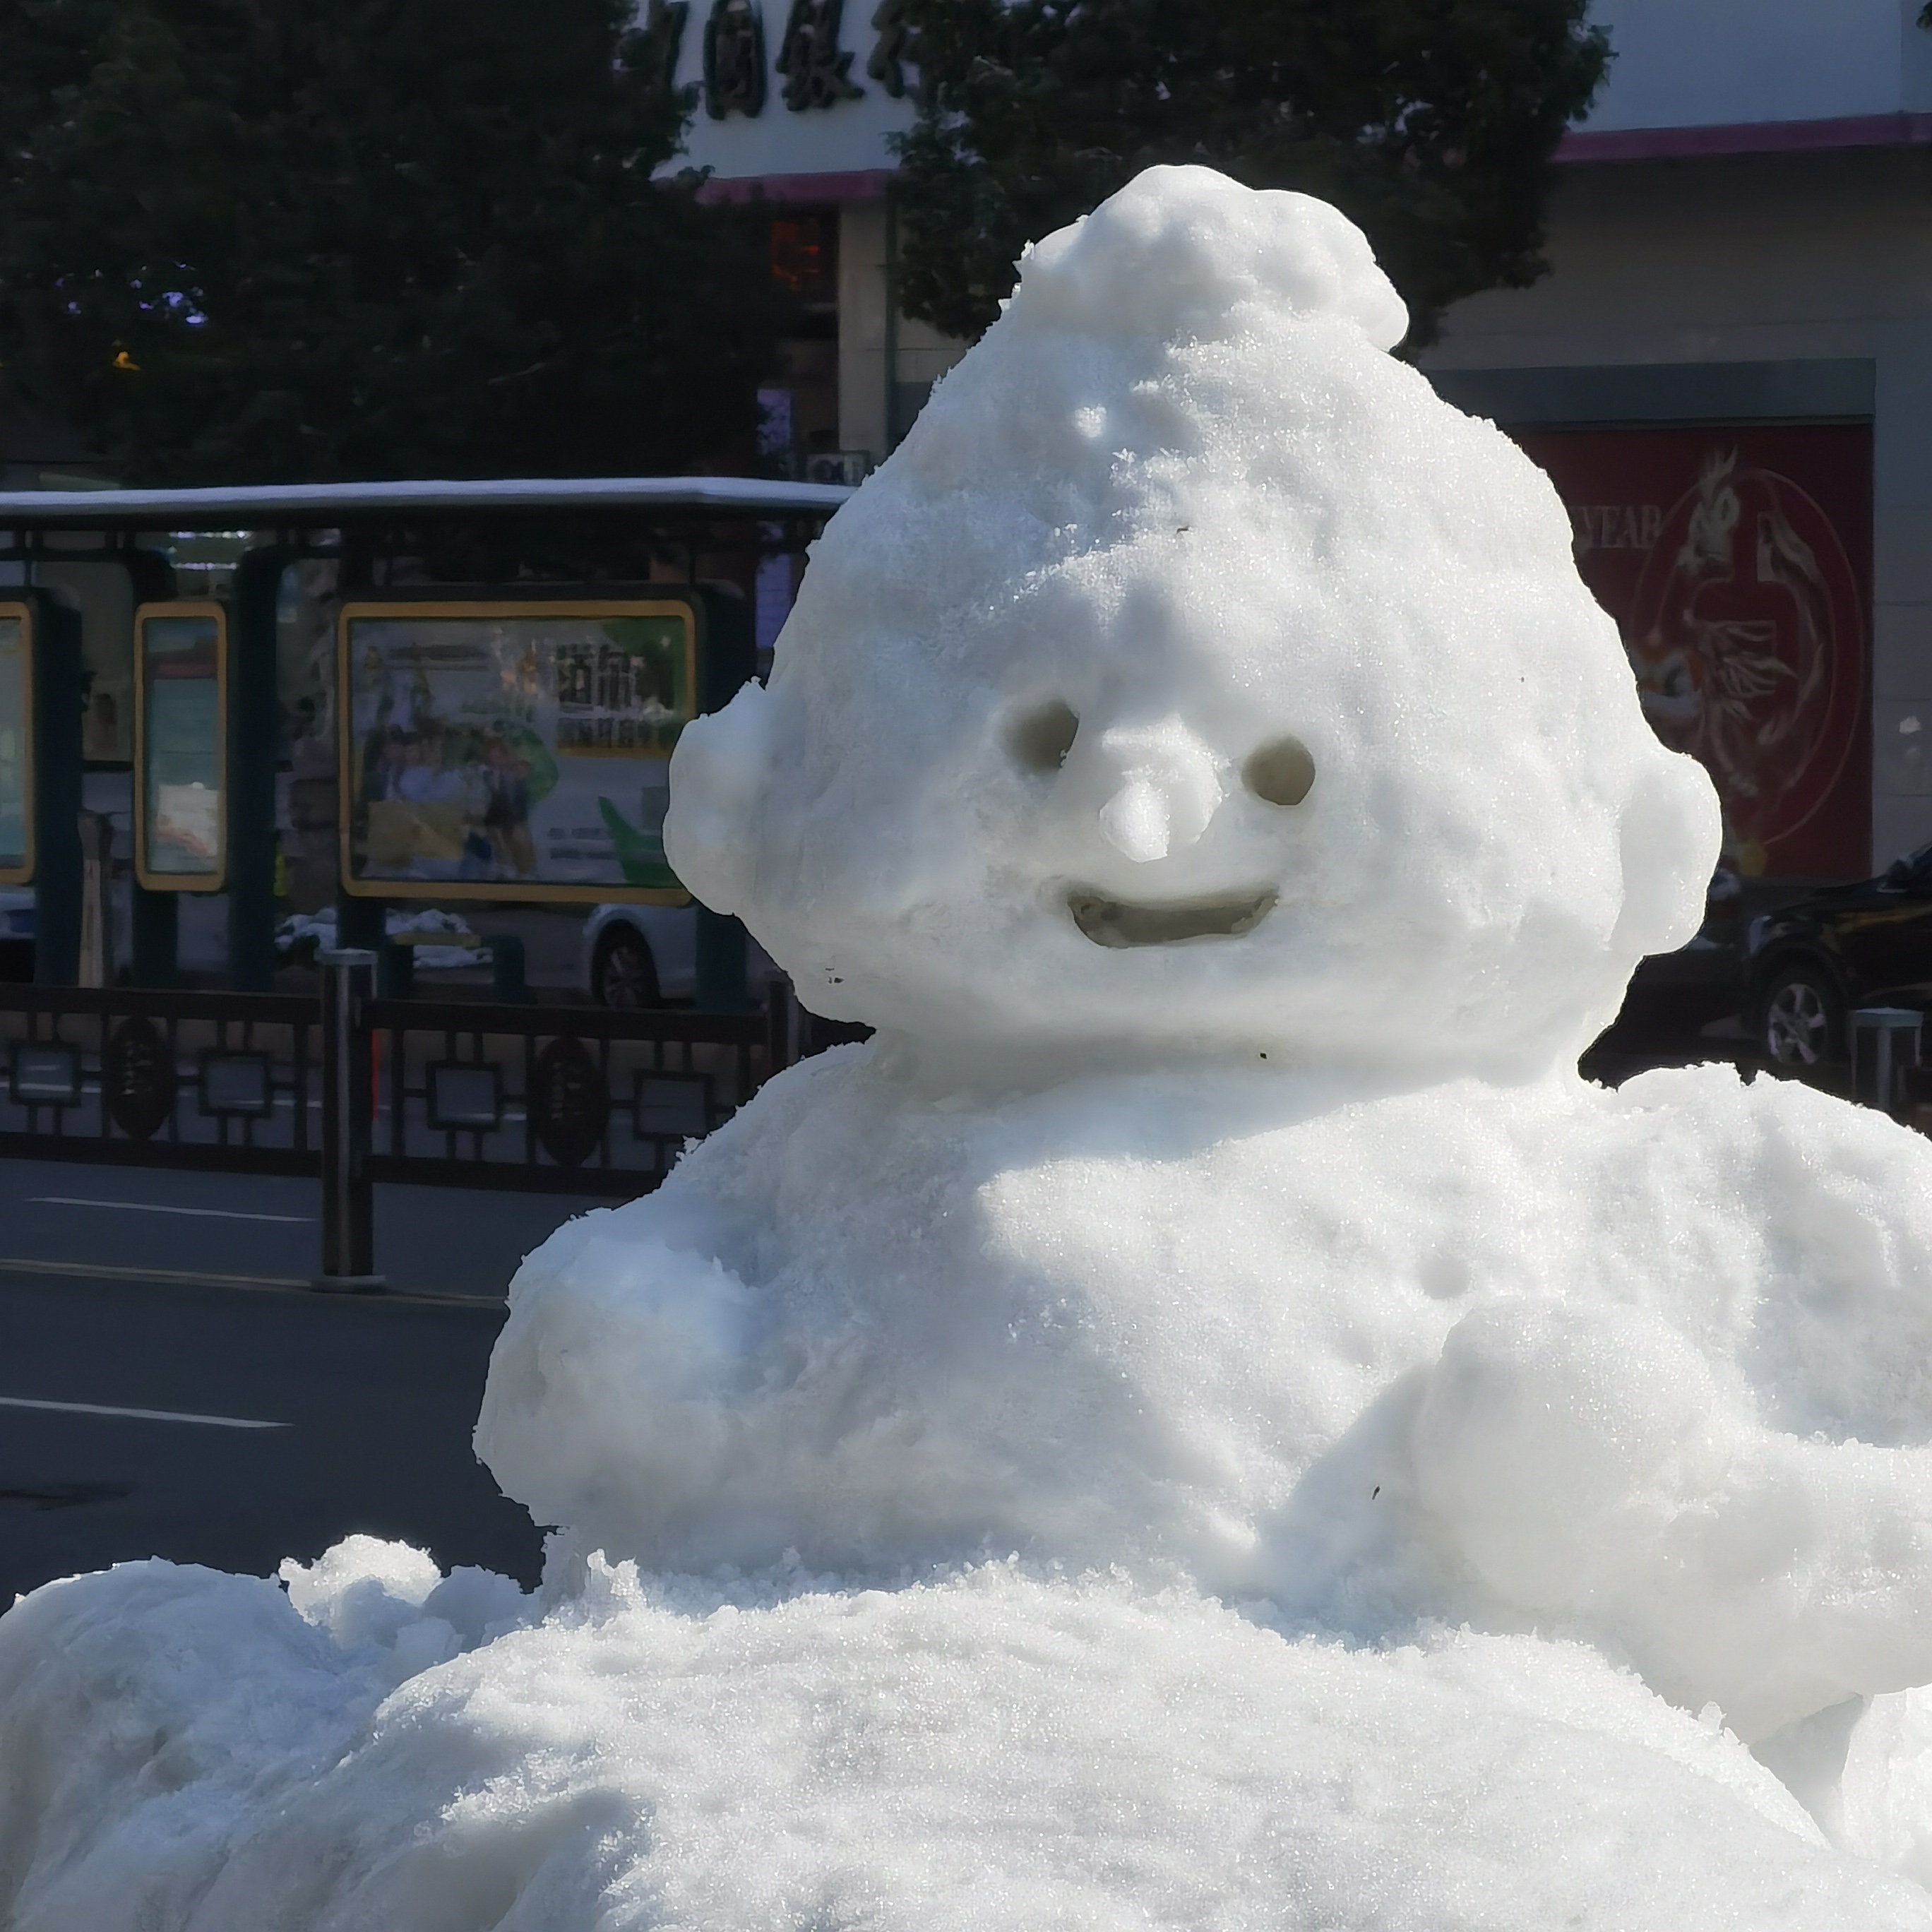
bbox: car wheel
[1760,964,1842,1068]
[592,926,660,1008]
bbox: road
[0,1157,614,1608]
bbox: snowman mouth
[1067,888,1277,948]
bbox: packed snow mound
[479,1052,1932,1746]
[1010,164,1413,350]
[10,1549,1932,1932]
[10,165,1932,1930]
[0,1545,534,1930]
[666,164,1717,1079]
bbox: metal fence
[366,996,769,1196]
[0,985,318,1176]
[0,973,866,1208]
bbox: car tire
[592,924,660,1008]
[1760,962,1843,1068]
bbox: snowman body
[483,1035,1932,1751]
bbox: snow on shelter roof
[0,474,854,530]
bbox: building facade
[668,0,1932,883]
[1424,0,1932,883]
[655,1,963,478]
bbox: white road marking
[0,1256,505,1310]
[0,1394,288,1430]
[27,1196,312,1224]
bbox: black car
[1602,866,1744,1049]
[1746,845,1932,1067]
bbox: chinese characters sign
[0,607,30,884]
[1516,426,1872,881]
[693,0,908,115]
[704,0,766,117]
[866,0,919,97]
[636,0,690,100]
[338,601,696,902]
[777,0,861,109]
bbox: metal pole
[228,548,290,991]
[227,552,290,989]
[693,587,758,1015]
[315,946,383,1291]
[76,809,112,987]
[30,595,83,986]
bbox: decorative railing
[0,985,318,1175]
[0,973,868,1224]
[364,996,768,1195]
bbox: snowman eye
[1244,735,1316,807]
[1008,700,1080,773]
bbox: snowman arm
[1739,1073,1932,1426]
[1411,1287,1932,1742]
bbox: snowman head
[668,167,1718,1080]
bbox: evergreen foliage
[0,0,790,483]
[890,0,1610,347]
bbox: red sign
[1515,427,1871,881]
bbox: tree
[890,0,1609,348]
[0,0,792,483]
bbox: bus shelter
[0,476,850,1000]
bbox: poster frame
[0,600,35,887]
[133,599,229,894]
[335,596,700,906]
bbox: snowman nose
[1094,717,1224,863]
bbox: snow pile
[9,1549,1932,1931]
[7,165,1932,1928]
[275,905,491,970]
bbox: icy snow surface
[275,905,490,970]
[8,165,1932,1928]
[9,1551,1932,1931]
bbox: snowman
[15,167,1932,1928]
[484,164,1932,1773]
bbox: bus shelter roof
[0,474,855,531]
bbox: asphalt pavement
[0,1157,614,1606]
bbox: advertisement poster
[137,609,225,886]
[339,601,696,902]
[0,611,28,881]
[1515,426,1872,881]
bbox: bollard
[1850,1006,1922,1119]
[315,947,384,1291]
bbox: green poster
[340,602,696,900]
